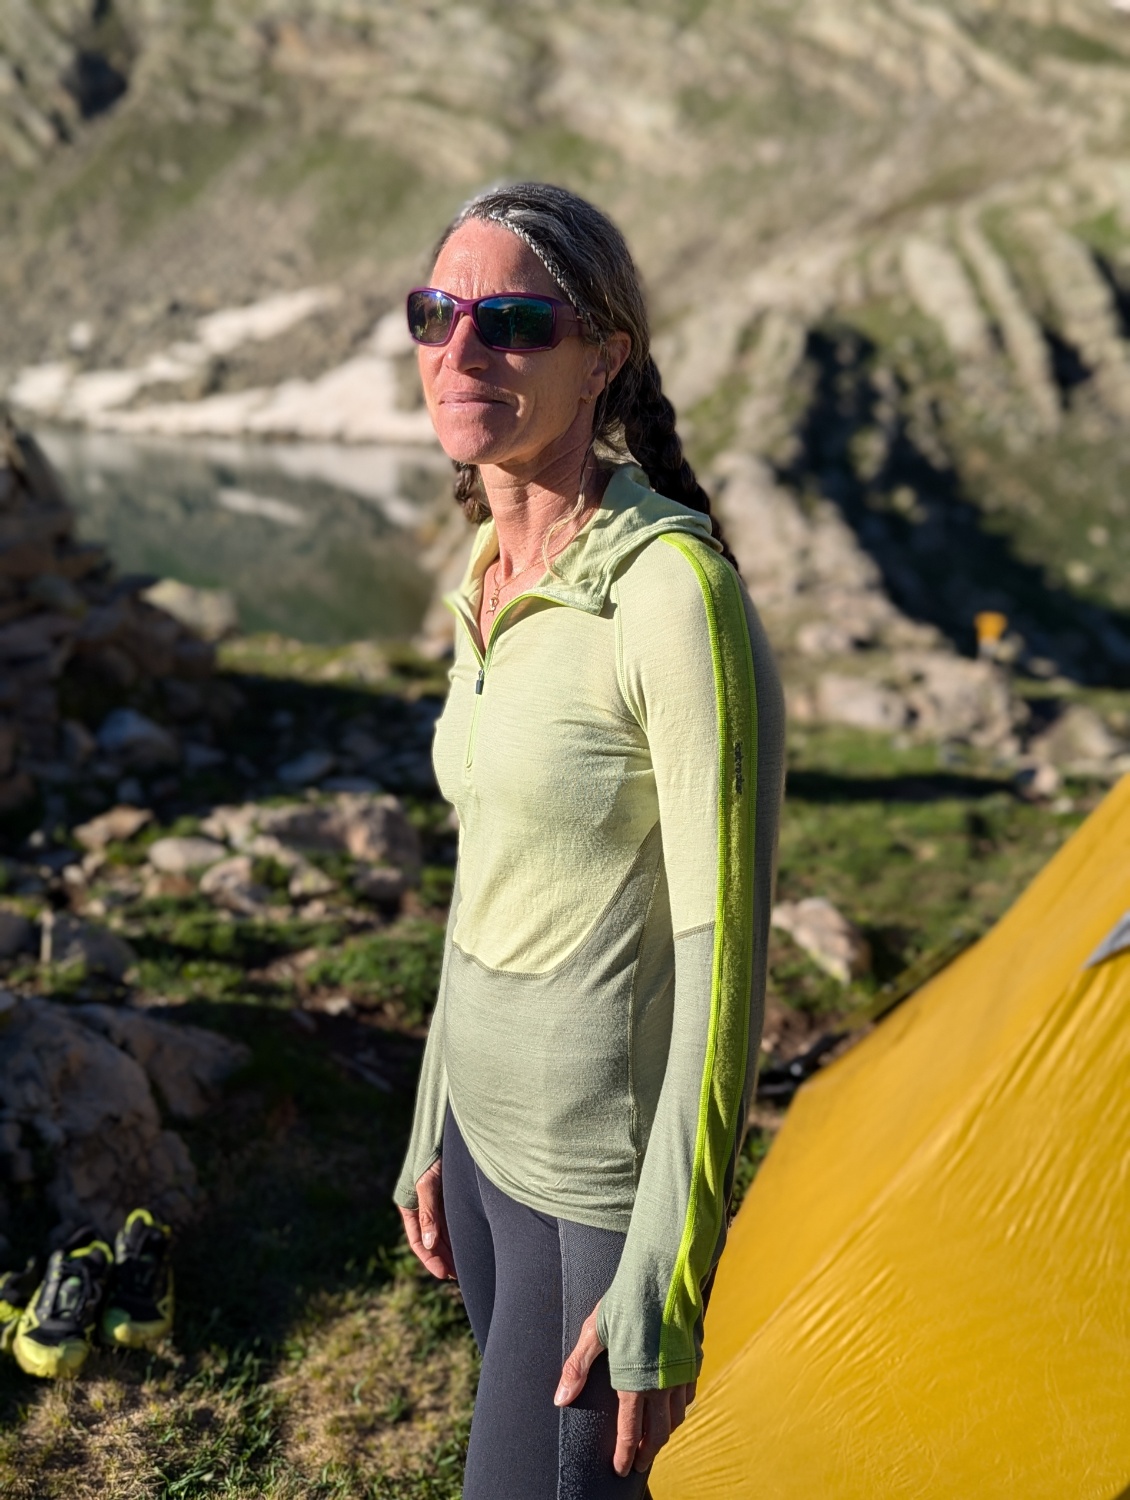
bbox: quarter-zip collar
[445,464,719,647]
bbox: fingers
[614,1391,645,1477]
[669,1384,688,1432]
[635,1391,673,1471]
[398,1205,447,1279]
[416,1162,444,1252]
[554,1306,606,1407]
[398,1163,457,1281]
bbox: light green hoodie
[395,464,785,1391]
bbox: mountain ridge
[5,0,1130,680]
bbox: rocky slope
[4,0,1130,687]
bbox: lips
[438,392,512,407]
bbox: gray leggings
[442,1110,651,1500]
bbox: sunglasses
[406,287,584,352]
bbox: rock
[251,792,422,876]
[97,708,180,769]
[796,621,858,657]
[1014,761,1062,801]
[900,236,992,360]
[0,995,198,1235]
[0,908,36,958]
[772,897,872,984]
[147,835,228,875]
[287,864,337,899]
[896,652,1019,749]
[73,803,154,851]
[1028,704,1127,775]
[72,1005,251,1120]
[277,748,337,786]
[183,742,226,772]
[815,673,909,732]
[198,854,271,915]
[199,803,259,846]
[40,911,137,980]
[354,865,408,903]
[142,579,239,642]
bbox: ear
[582,332,632,401]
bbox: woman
[395,182,784,1498]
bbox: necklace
[485,553,547,616]
[482,460,601,622]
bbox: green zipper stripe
[656,534,759,1383]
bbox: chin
[432,407,517,466]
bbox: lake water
[41,428,454,644]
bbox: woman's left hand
[554,1302,696,1477]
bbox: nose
[444,310,490,372]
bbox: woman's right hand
[398,1159,456,1280]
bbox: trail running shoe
[0,1259,40,1355]
[102,1208,174,1349]
[13,1228,113,1379]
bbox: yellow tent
[653,775,1130,1500]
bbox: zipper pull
[475,667,485,695]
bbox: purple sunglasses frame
[406,287,584,352]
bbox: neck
[478,427,597,577]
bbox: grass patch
[306,923,445,1024]
[0,992,474,1498]
[41,114,267,242]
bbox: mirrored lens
[475,296,556,349]
[407,290,455,345]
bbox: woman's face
[417,219,627,474]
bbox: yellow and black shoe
[0,1259,40,1356]
[13,1229,113,1379]
[102,1208,174,1349]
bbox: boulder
[40,911,137,979]
[815,674,909,732]
[0,994,198,1235]
[772,897,872,984]
[96,707,180,769]
[1028,704,1127,775]
[896,652,1018,748]
[353,865,408,903]
[142,579,239,642]
[198,854,271,915]
[211,791,423,878]
[277,748,337,786]
[72,1005,250,1120]
[147,834,228,875]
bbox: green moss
[255,134,449,266]
[306,921,445,1023]
[418,866,454,909]
[1073,207,1128,261]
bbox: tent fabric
[652,775,1130,1500]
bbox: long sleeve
[393,871,461,1209]
[597,535,785,1390]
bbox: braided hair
[430,182,737,569]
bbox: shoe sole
[13,1331,90,1379]
[102,1307,172,1348]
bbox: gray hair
[434,182,735,566]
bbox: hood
[449,464,719,627]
